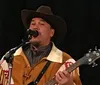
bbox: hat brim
[21,9,67,45]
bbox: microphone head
[27,29,39,37]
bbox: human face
[29,17,54,47]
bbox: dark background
[0,0,100,85]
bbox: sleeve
[0,57,14,85]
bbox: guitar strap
[28,60,51,85]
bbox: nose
[31,24,40,30]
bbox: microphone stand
[4,35,32,85]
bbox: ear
[50,28,55,37]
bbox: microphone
[27,29,39,37]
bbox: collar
[46,43,63,63]
[14,43,63,63]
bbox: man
[0,5,82,85]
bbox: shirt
[23,42,52,66]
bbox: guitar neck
[67,54,88,72]
[66,60,80,73]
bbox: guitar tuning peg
[88,49,92,53]
[98,49,100,52]
[95,46,98,50]
[92,62,98,67]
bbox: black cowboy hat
[21,5,67,45]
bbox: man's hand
[55,70,74,85]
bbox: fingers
[56,71,66,81]
[63,70,70,77]
[55,71,69,83]
[55,71,73,85]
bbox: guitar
[44,49,100,85]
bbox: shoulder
[62,52,75,63]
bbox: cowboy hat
[21,5,67,45]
